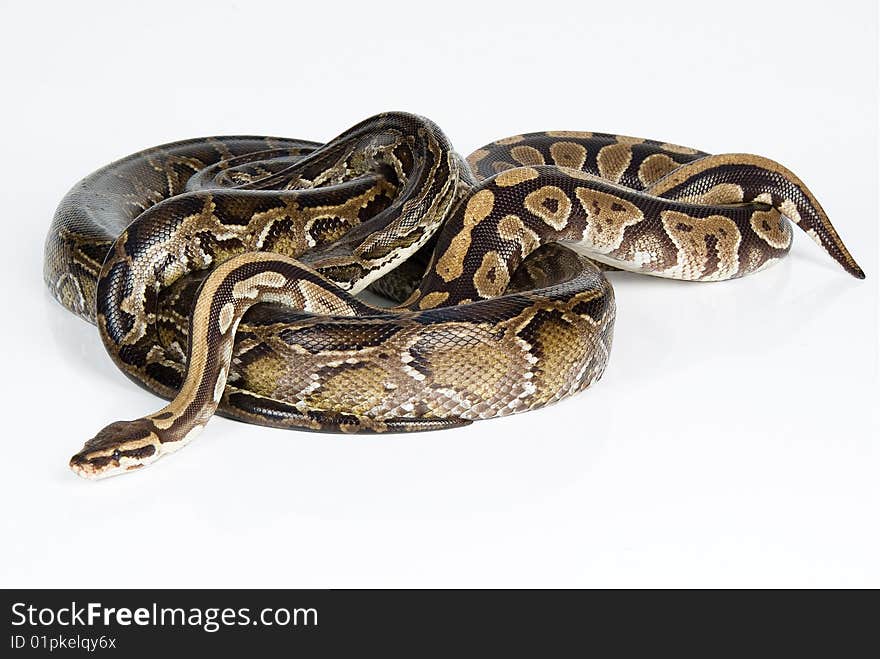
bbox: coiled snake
[44,112,864,479]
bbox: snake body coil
[43,112,864,479]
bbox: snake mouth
[69,452,149,480]
[69,433,158,480]
[69,453,109,480]
[69,450,121,480]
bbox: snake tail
[646,153,865,279]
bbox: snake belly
[43,112,864,479]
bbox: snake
[43,112,864,479]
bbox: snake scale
[43,112,864,479]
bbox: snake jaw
[69,419,162,480]
[68,453,128,481]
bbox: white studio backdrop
[0,0,877,587]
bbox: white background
[0,0,877,588]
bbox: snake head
[69,419,162,480]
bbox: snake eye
[111,449,121,462]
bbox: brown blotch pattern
[473,251,510,299]
[550,142,587,171]
[418,291,450,310]
[676,183,744,206]
[520,306,605,403]
[403,322,535,418]
[524,185,573,230]
[435,189,495,282]
[615,229,677,272]
[637,153,680,187]
[494,167,540,187]
[661,210,742,280]
[615,135,645,146]
[750,209,791,250]
[597,143,633,183]
[573,187,644,252]
[510,145,546,166]
[779,199,802,225]
[497,214,541,257]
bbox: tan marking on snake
[677,183,744,205]
[232,271,287,300]
[596,143,633,183]
[435,189,495,282]
[213,366,227,403]
[524,185,572,230]
[574,188,644,252]
[550,142,587,170]
[750,208,791,249]
[218,302,235,334]
[418,292,449,309]
[473,251,510,299]
[637,153,680,187]
[494,167,540,187]
[779,198,802,225]
[510,145,545,166]
[498,214,540,257]
[296,279,357,315]
[401,321,536,418]
[661,210,742,280]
